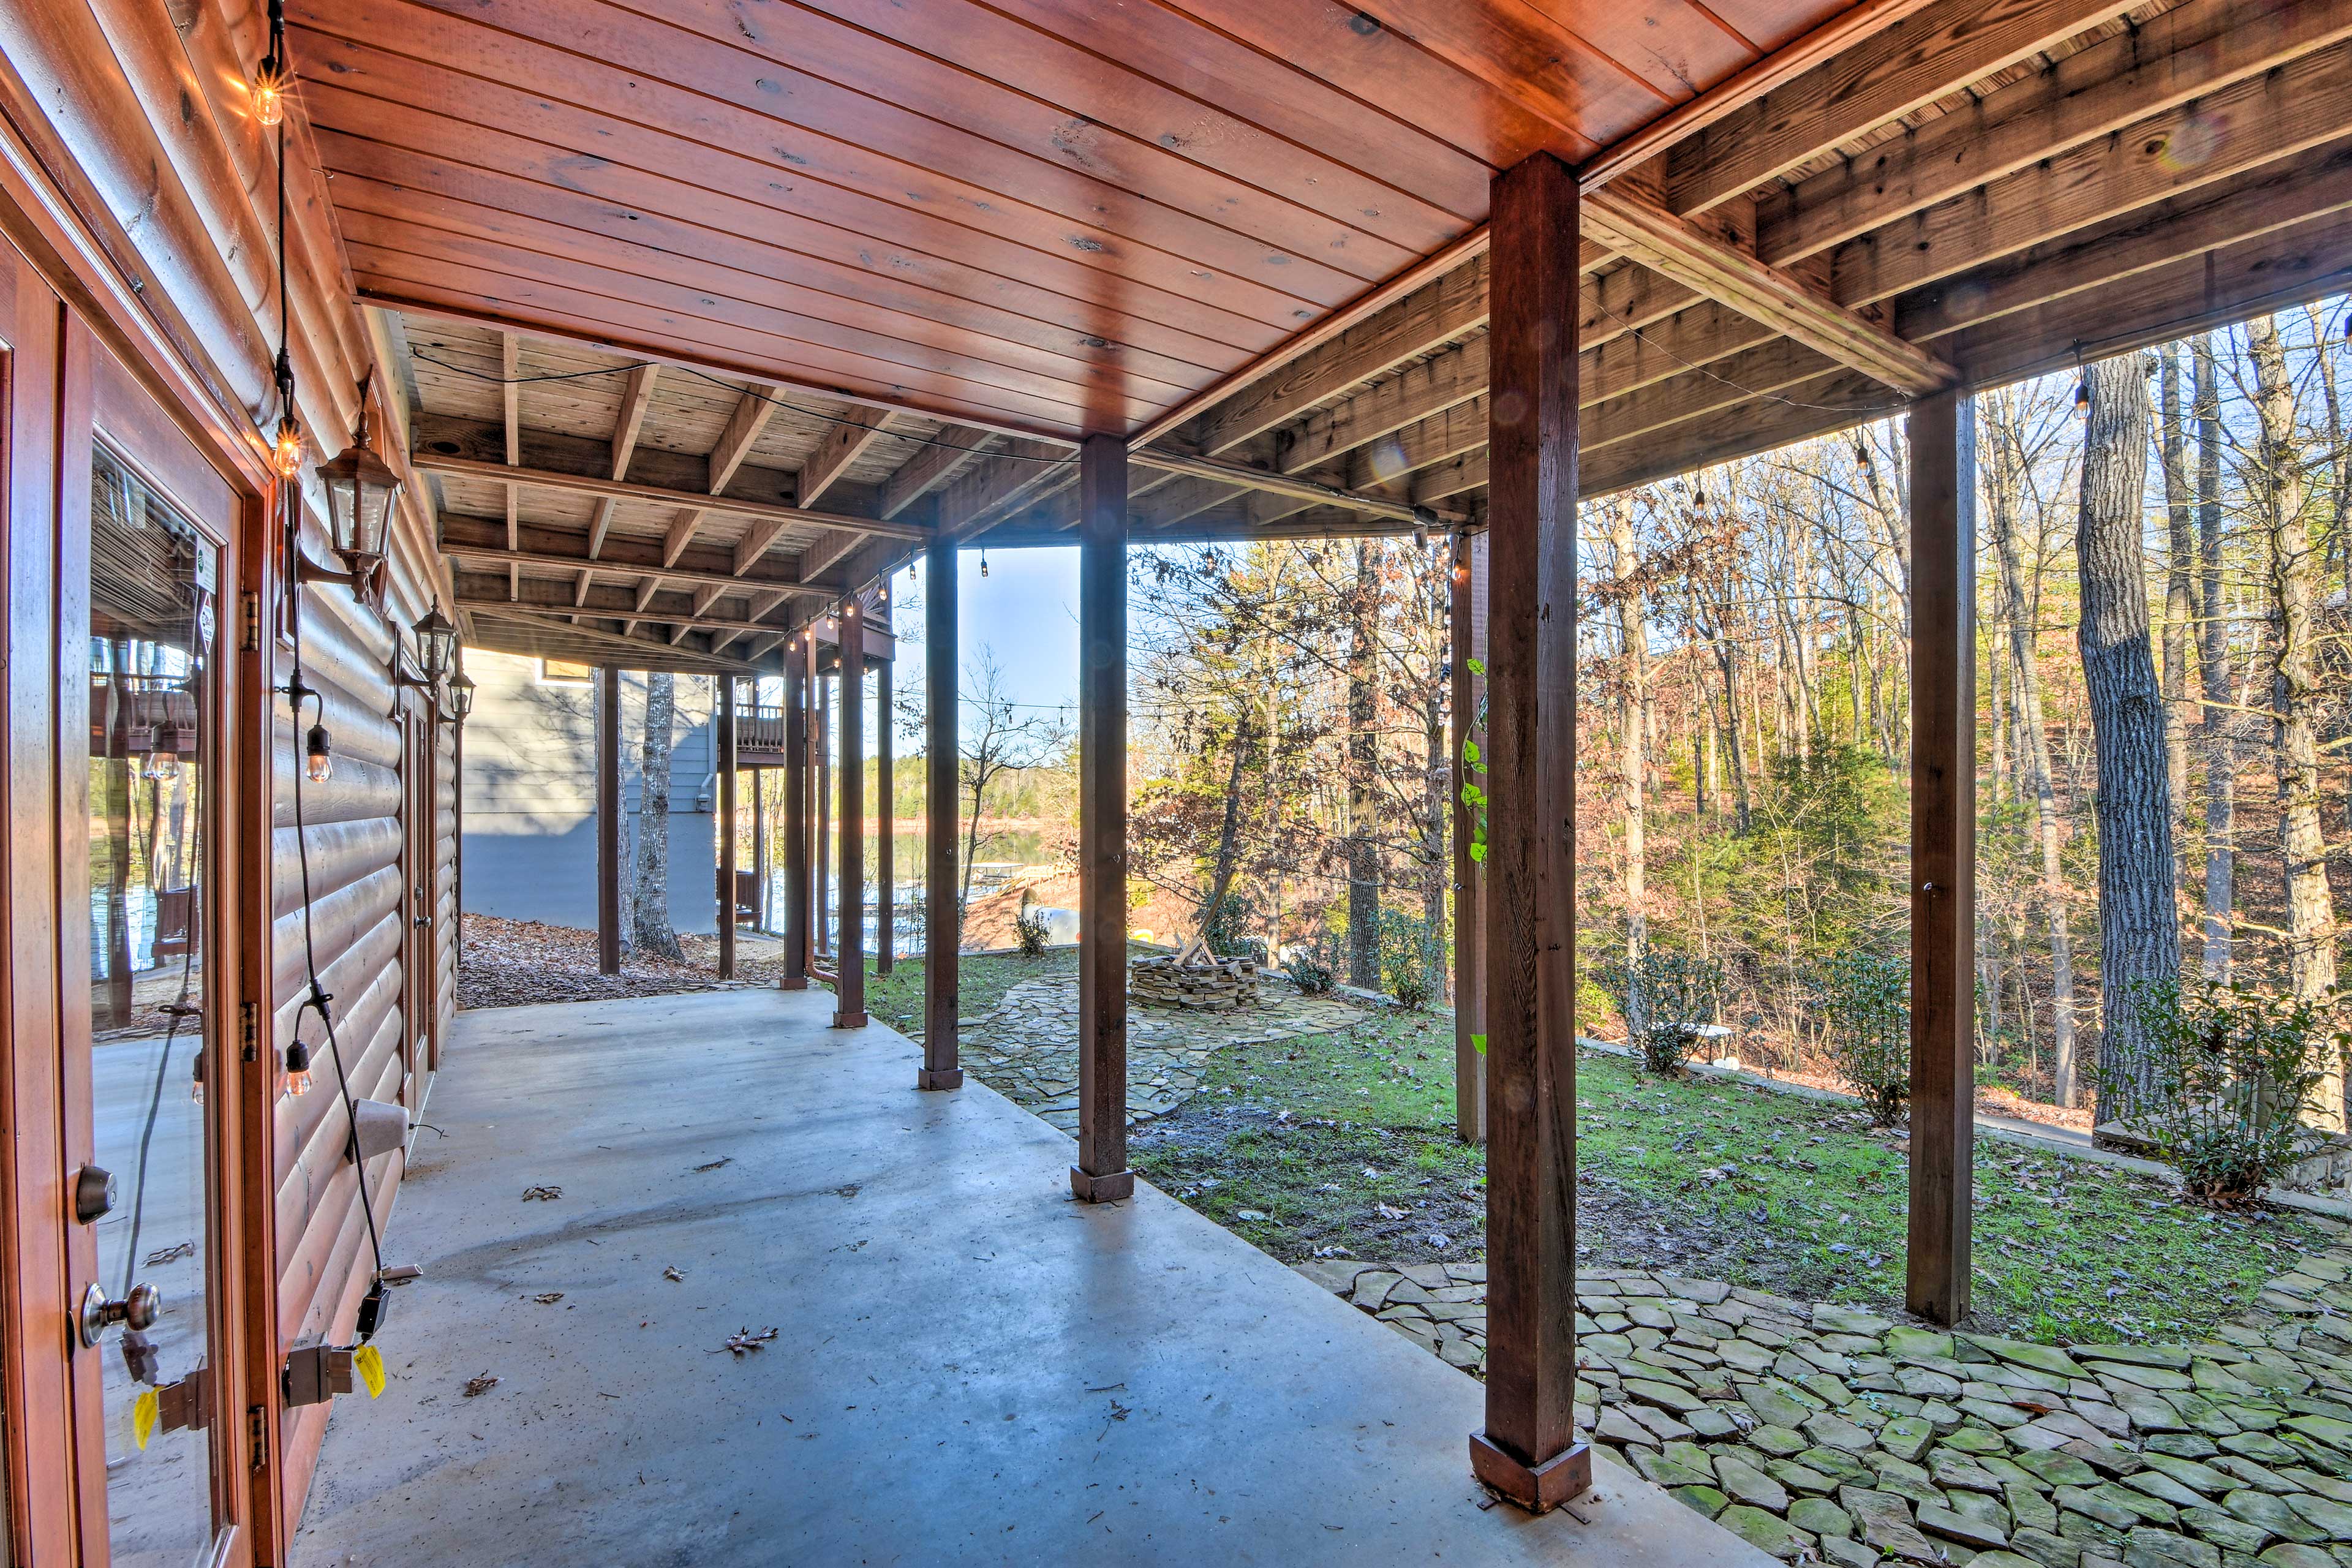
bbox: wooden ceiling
[296,0,2352,665]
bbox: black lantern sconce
[295,376,402,610]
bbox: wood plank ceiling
[294,0,2352,664]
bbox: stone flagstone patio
[962,973,1366,1133]
[1298,1237,2352,1567]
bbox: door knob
[78,1281,161,1348]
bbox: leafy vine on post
[1460,654,1488,1054]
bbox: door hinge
[239,1000,260,1063]
[248,1404,267,1472]
[239,589,261,652]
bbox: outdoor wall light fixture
[412,601,457,684]
[446,668,476,723]
[306,382,402,605]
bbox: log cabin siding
[0,0,463,1549]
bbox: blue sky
[886,543,1081,743]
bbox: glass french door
[74,372,233,1566]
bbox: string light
[2073,379,2090,418]
[251,0,289,126]
[282,1040,314,1099]
[980,548,990,579]
[272,410,304,478]
[305,720,333,783]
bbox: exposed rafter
[410,451,932,542]
[1583,189,1953,393]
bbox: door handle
[78,1280,160,1348]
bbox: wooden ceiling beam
[410,451,931,541]
[877,425,994,519]
[467,605,768,674]
[1584,188,1953,393]
[454,578,792,635]
[1665,0,2136,214]
[501,331,521,599]
[938,437,1077,541]
[1830,36,2352,311]
[1127,448,1465,526]
[586,361,660,559]
[1763,0,2352,266]
[799,405,892,510]
[439,512,818,595]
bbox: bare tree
[2194,334,2239,977]
[632,673,685,962]
[959,648,1067,913]
[2077,352,2179,1117]
[1607,500,1649,958]
[1983,386,2080,1104]
[1346,539,1381,986]
[2250,314,2340,1121]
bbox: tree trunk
[2077,353,2179,1120]
[2158,345,2196,902]
[1346,539,1381,987]
[1985,405,2078,1105]
[2195,334,2237,977]
[632,673,685,961]
[1200,710,1252,942]
[1611,505,1648,957]
[2251,314,2341,1125]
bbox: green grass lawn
[842,952,2329,1345]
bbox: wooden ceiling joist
[438,512,817,596]
[411,452,930,544]
[1583,189,1952,393]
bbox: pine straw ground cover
[456,914,790,1009]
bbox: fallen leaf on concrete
[692,1158,732,1173]
[719,1327,780,1356]
[522,1185,562,1202]
[663,1266,684,1282]
[463,1373,499,1398]
[533,1292,564,1305]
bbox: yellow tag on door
[354,1344,386,1398]
[132,1389,159,1450]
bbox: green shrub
[1606,948,1723,1076]
[1808,950,1910,1125]
[1288,930,1338,995]
[1013,908,1052,959]
[1202,894,1265,963]
[1377,909,1442,1011]
[2108,978,2343,1206]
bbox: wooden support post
[1071,433,1133,1204]
[753,755,768,931]
[718,676,738,981]
[834,604,869,1028]
[921,520,963,1090]
[596,665,621,976]
[1907,387,1976,1326]
[876,653,894,976]
[1472,151,1591,1515]
[816,657,831,958]
[782,647,810,990]
[1450,532,1486,1145]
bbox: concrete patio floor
[292,986,1767,1566]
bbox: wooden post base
[916,1068,963,1091]
[1469,1433,1591,1515]
[831,1009,869,1029]
[777,977,809,991]
[1068,1167,1134,1203]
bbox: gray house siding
[459,652,720,935]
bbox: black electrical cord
[271,83,390,1340]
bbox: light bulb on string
[272,411,304,480]
[980,549,990,579]
[2074,379,2090,418]
[251,55,289,127]
[305,721,333,783]
[282,1041,314,1099]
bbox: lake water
[754,828,1061,950]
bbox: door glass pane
[86,440,216,1562]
